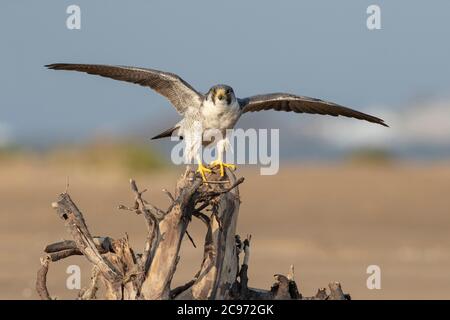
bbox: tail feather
[151,126,180,140]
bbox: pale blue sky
[1,0,449,153]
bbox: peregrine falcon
[46,64,388,181]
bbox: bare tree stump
[36,167,350,300]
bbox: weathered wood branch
[78,266,100,300]
[36,167,350,300]
[174,168,241,300]
[51,194,122,284]
[36,256,51,300]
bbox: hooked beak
[215,88,226,102]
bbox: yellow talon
[210,160,236,177]
[196,162,212,182]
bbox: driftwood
[36,167,350,300]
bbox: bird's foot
[196,163,212,182]
[209,160,236,177]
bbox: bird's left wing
[239,93,388,127]
[46,64,203,114]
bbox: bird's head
[207,84,236,106]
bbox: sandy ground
[1,161,450,299]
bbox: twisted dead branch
[36,167,350,300]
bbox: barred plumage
[46,63,388,181]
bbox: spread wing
[46,63,203,114]
[239,93,388,127]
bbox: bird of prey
[46,63,388,181]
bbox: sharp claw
[209,160,236,177]
[196,163,212,182]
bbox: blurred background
[1,0,450,299]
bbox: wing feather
[46,63,203,114]
[239,93,388,127]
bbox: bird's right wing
[239,93,388,127]
[46,63,203,114]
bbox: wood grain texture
[36,167,349,300]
